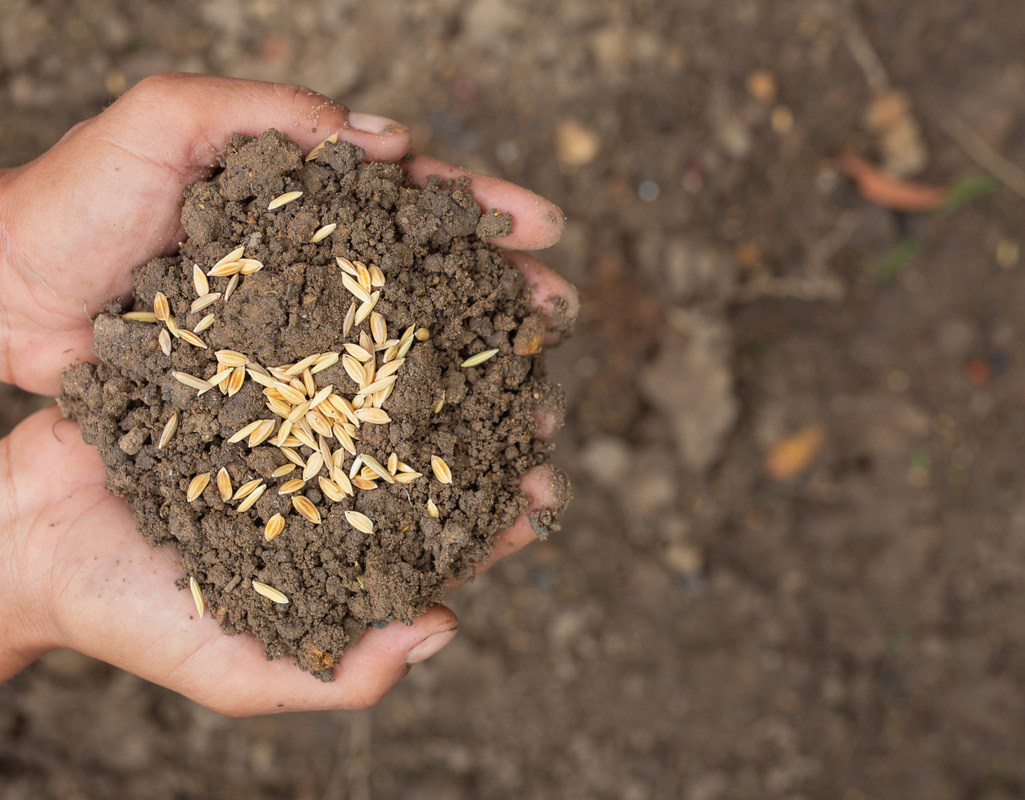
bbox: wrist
[0,419,58,681]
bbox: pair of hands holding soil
[0,73,577,715]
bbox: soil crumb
[58,129,568,680]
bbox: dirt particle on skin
[57,129,570,680]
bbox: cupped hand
[0,72,576,715]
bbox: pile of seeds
[58,129,566,679]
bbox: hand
[0,73,577,715]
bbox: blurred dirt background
[3,1,1025,798]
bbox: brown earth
[3,1,1025,798]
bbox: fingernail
[404,627,458,665]
[348,112,408,136]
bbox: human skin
[0,73,578,716]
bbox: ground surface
[3,1,1025,798]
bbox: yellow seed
[387,452,399,475]
[278,479,307,495]
[158,328,172,356]
[345,510,374,534]
[223,273,241,300]
[427,499,440,519]
[153,291,170,321]
[355,407,391,425]
[216,467,232,502]
[236,483,266,512]
[193,313,215,333]
[187,472,211,502]
[248,418,276,447]
[370,312,387,344]
[461,348,500,368]
[267,190,303,210]
[212,245,245,271]
[124,311,159,322]
[233,478,264,500]
[352,476,378,490]
[264,513,285,541]
[228,419,263,444]
[252,580,289,604]
[369,264,385,288]
[158,412,179,449]
[189,576,206,618]
[310,223,337,243]
[271,463,297,478]
[292,495,322,524]
[432,455,453,484]
[178,329,208,349]
[319,476,346,502]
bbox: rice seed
[433,391,446,414]
[382,343,400,362]
[331,468,355,496]
[336,256,358,276]
[370,312,387,345]
[360,454,395,484]
[268,366,293,382]
[158,328,172,356]
[236,483,266,512]
[223,273,240,301]
[303,452,325,482]
[357,375,397,397]
[356,262,372,293]
[349,455,364,480]
[387,452,398,475]
[351,394,366,410]
[342,302,356,337]
[124,311,159,322]
[172,370,212,392]
[216,467,232,501]
[268,190,303,210]
[158,412,179,449]
[354,292,380,326]
[461,349,500,368]
[213,245,245,271]
[285,353,321,376]
[270,381,304,405]
[352,476,378,490]
[369,264,385,288]
[271,463,296,479]
[292,427,317,450]
[247,368,276,388]
[153,292,170,321]
[332,423,357,456]
[396,334,414,360]
[342,273,372,304]
[431,455,453,484]
[344,510,374,534]
[179,329,208,349]
[354,407,391,425]
[187,472,211,502]
[305,132,338,162]
[193,313,215,333]
[373,384,394,409]
[341,343,370,363]
[301,368,316,398]
[189,576,206,617]
[318,434,333,466]
[264,514,285,541]
[311,352,339,374]
[342,355,366,386]
[164,314,182,339]
[226,420,262,444]
[278,479,306,495]
[206,369,232,389]
[191,292,221,314]
[226,365,245,396]
[233,477,263,500]
[309,223,337,243]
[292,496,321,524]
[215,349,248,368]
[427,499,440,519]
[285,401,311,427]
[248,419,276,447]
[267,397,293,418]
[308,385,333,411]
[252,580,289,604]
[375,359,403,381]
[207,261,243,278]
[307,409,333,437]
[393,470,423,484]
[318,477,346,502]
[239,258,264,275]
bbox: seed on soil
[223,273,241,301]
[345,510,374,533]
[164,314,182,339]
[228,419,264,444]
[396,335,414,360]
[158,328,172,356]
[387,452,399,475]
[310,223,337,243]
[427,499,440,518]
[370,312,388,344]
[191,292,221,314]
[172,370,212,392]
[433,391,446,414]
[207,369,233,389]
[264,513,285,541]
[393,470,422,484]
[158,412,179,449]
[233,478,263,500]
[227,365,246,396]
[267,190,303,210]
[292,495,322,524]
[207,260,243,278]
[153,292,170,321]
[360,454,395,484]
[248,419,276,447]
[342,355,367,385]
[319,476,346,502]
[178,330,208,349]
[252,581,289,604]
[212,245,245,271]
[124,311,159,322]
[356,261,372,292]
[247,368,276,388]
[236,483,266,512]
[342,273,371,304]
[354,292,379,325]
[344,342,373,362]
[216,349,249,367]
[354,407,391,425]
[189,576,205,618]
[278,479,306,495]
[415,327,430,341]
[461,349,500,368]
[273,381,306,405]
[194,313,215,333]
[271,463,296,478]
[187,472,211,502]
[432,455,453,484]
[305,132,337,162]
[279,446,305,467]
[239,258,264,275]
[342,302,356,337]
[285,353,321,376]
[303,452,325,482]
[216,467,232,501]
[358,375,397,397]
[369,264,385,288]
[311,352,339,374]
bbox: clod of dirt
[58,129,569,680]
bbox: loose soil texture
[57,129,565,680]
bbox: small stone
[118,427,150,455]
[556,119,600,170]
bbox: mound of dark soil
[57,129,567,680]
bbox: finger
[508,250,580,343]
[403,151,565,250]
[448,464,570,590]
